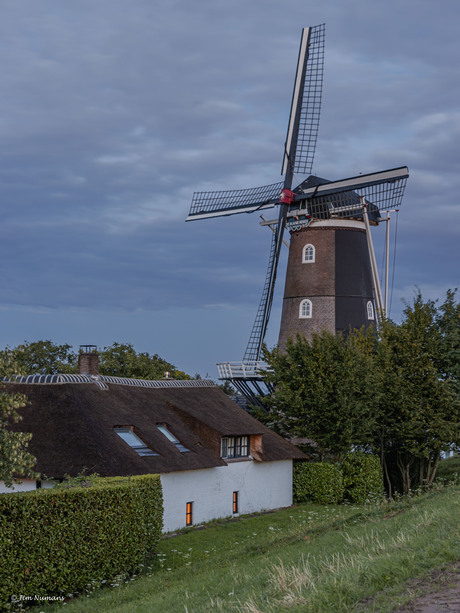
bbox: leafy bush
[0,474,162,610]
[341,452,383,503]
[293,461,344,504]
[435,455,460,483]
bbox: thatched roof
[3,377,305,479]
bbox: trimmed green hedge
[293,454,383,505]
[341,452,383,503]
[293,461,344,504]
[0,474,162,610]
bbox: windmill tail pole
[385,211,390,315]
[362,200,385,326]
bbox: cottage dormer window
[157,424,190,453]
[114,427,158,457]
[221,436,249,459]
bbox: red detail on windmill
[279,189,294,204]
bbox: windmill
[186,25,408,405]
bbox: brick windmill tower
[187,25,408,405]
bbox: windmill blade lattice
[187,181,283,221]
[287,167,409,229]
[247,24,325,362]
[186,25,326,365]
[243,230,278,363]
[282,23,325,177]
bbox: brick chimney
[78,345,99,375]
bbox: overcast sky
[0,0,459,378]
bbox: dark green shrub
[0,474,162,610]
[435,455,460,483]
[341,452,383,503]
[293,461,344,504]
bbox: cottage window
[114,427,158,456]
[221,436,249,459]
[302,244,315,263]
[233,491,239,514]
[157,424,190,453]
[186,501,193,526]
[299,299,312,319]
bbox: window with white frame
[367,300,374,320]
[157,424,190,453]
[299,299,312,319]
[114,427,159,456]
[221,436,249,459]
[302,244,315,263]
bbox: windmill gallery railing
[216,361,274,409]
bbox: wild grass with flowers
[34,464,460,613]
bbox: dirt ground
[392,561,460,612]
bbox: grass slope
[39,484,460,613]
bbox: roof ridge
[6,374,216,389]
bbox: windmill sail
[243,229,278,363]
[186,25,326,365]
[187,181,283,221]
[282,24,325,177]
[248,24,326,362]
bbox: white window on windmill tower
[299,299,312,319]
[367,300,375,320]
[302,244,315,263]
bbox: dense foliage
[263,290,460,496]
[0,351,37,488]
[0,474,163,610]
[374,293,459,495]
[261,328,376,460]
[97,342,190,380]
[293,461,344,504]
[341,452,383,504]
[293,453,383,504]
[0,340,191,380]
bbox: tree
[375,292,460,495]
[437,289,460,395]
[98,342,191,380]
[261,328,377,461]
[0,340,77,375]
[260,289,460,496]
[0,351,37,487]
[0,340,192,380]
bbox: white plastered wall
[0,479,54,494]
[160,459,292,533]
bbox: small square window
[186,501,193,526]
[233,491,239,514]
